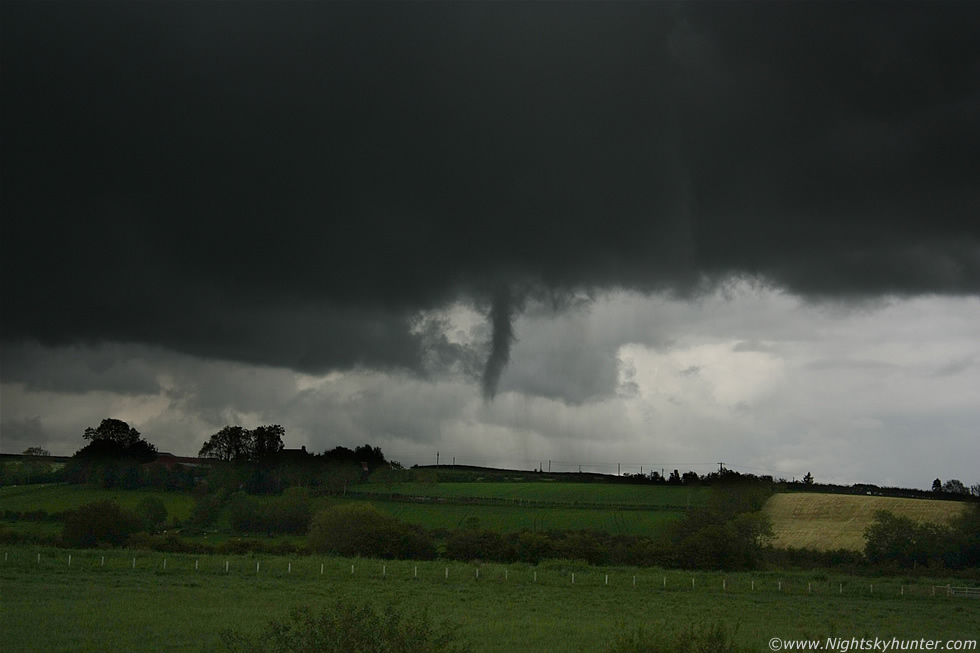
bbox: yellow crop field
[763,493,968,551]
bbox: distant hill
[764,492,968,551]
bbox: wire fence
[4,549,975,600]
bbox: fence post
[195,560,198,571]
[133,558,136,569]
[164,559,167,570]
[692,577,695,591]
[288,562,291,574]
[534,571,537,583]
[321,563,324,576]
[101,556,105,567]
[68,555,71,567]
[571,573,575,585]
[225,560,229,573]
[445,567,448,579]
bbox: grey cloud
[1,1,978,388]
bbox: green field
[348,497,682,535]
[2,546,977,653]
[0,484,195,521]
[352,481,710,507]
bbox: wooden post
[321,563,324,576]
[571,573,575,584]
[133,558,136,569]
[225,560,229,573]
[101,556,105,567]
[164,559,167,570]
[68,555,71,567]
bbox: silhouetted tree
[199,424,286,463]
[932,478,943,492]
[199,425,253,461]
[23,446,50,457]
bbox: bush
[220,601,469,653]
[135,497,168,533]
[308,503,436,559]
[62,500,143,548]
[608,622,747,653]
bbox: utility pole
[436,451,439,467]
[718,462,725,474]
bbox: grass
[763,493,969,551]
[352,482,710,507]
[2,546,977,653]
[0,484,195,523]
[323,496,683,536]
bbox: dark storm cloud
[2,2,978,382]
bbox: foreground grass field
[2,546,977,653]
[764,493,969,551]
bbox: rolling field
[347,497,682,536]
[0,484,195,521]
[350,481,710,508]
[763,493,969,551]
[2,546,977,653]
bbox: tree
[252,424,285,461]
[84,418,143,448]
[932,478,943,492]
[68,419,156,486]
[199,425,286,463]
[199,426,253,462]
[23,447,50,457]
[803,472,814,485]
[942,479,970,495]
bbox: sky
[2,2,978,489]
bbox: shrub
[220,601,469,653]
[608,622,747,653]
[62,500,143,548]
[135,497,168,533]
[308,503,435,559]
